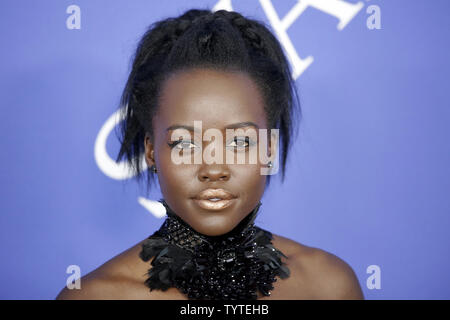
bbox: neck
[158,198,262,243]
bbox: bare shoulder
[55,271,126,300]
[55,240,150,300]
[271,233,364,300]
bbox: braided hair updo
[115,8,301,194]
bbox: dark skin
[56,68,364,300]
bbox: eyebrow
[166,121,260,132]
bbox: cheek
[233,163,264,180]
[156,149,198,196]
[232,163,266,193]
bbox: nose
[197,163,231,182]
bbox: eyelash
[167,137,255,150]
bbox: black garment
[139,198,290,300]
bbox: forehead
[154,68,267,132]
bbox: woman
[56,8,364,300]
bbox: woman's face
[144,68,275,236]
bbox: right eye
[167,140,197,150]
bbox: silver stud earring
[151,165,157,173]
[267,161,273,168]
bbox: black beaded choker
[139,198,290,300]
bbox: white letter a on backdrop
[66,5,81,30]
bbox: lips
[193,188,237,211]
[194,188,236,201]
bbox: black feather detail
[139,198,291,300]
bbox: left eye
[229,137,250,148]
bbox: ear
[267,129,278,161]
[144,132,155,168]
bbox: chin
[189,214,242,237]
[181,199,243,236]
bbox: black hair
[115,8,301,195]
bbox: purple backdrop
[1,0,449,299]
